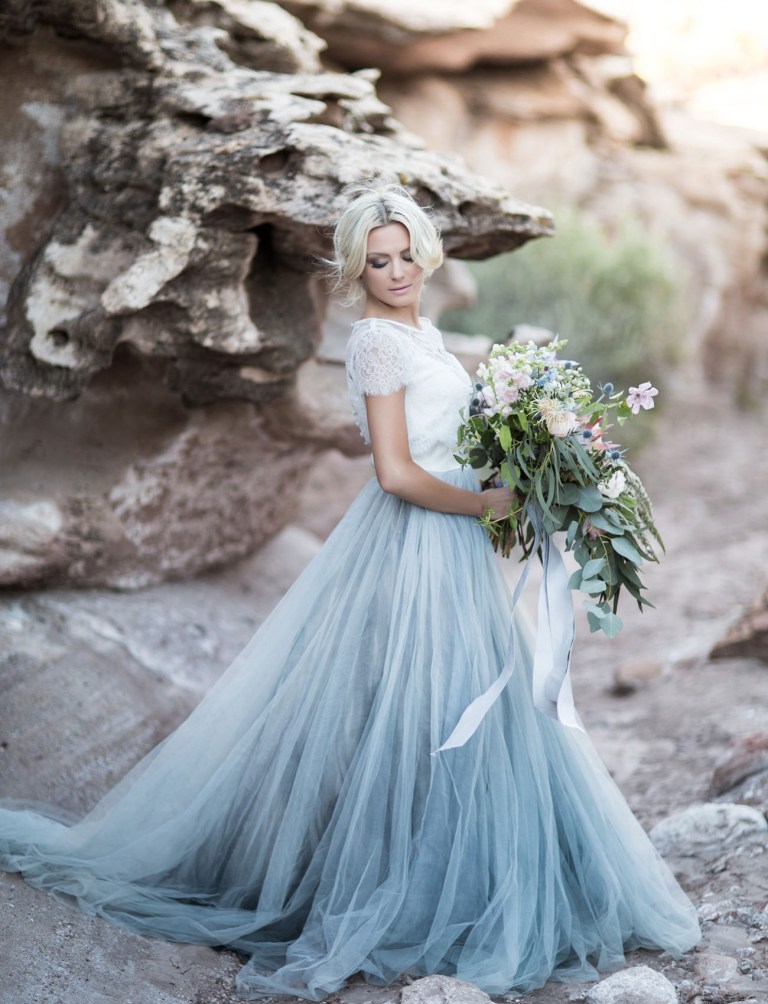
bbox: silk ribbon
[434,504,582,754]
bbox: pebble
[611,657,664,696]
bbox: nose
[390,258,405,280]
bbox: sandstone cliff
[0,0,551,588]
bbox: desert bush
[440,209,687,397]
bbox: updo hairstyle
[329,183,444,304]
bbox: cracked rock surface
[0,0,551,589]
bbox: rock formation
[0,0,552,588]
[285,0,768,395]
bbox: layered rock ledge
[0,0,551,588]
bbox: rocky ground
[1,379,768,1003]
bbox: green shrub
[440,209,687,397]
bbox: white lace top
[345,317,473,473]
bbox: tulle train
[0,467,699,999]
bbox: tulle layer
[0,467,699,999]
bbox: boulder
[709,732,768,815]
[400,976,491,1004]
[585,965,676,1004]
[711,732,768,796]
[650,802,768,859]
[692,952,739,985]
[0,0,552,588]
[710,589,768,665]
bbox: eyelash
[369,255,414,269]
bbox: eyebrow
[365,247,412,259]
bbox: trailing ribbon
[434,505,583,754]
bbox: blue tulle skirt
[0,467,699,999]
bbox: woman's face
[361,222,425,314]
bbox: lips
[390,284,411,293]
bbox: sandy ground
[1,382,768,1003]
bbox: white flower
[537,397,577,437]
[598,470,626,499]
[545,410,578,437]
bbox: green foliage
[460,339,665,637]
[440,208,687,395]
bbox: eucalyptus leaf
[547,504,569,527]
[615,556,643,588]
[584,603,605,633]
[583,600,606,618]
[599,612,623,638]
[573,539,589,565]
[604,552,618,586]
[554,440,585,485]
[542,514,560,535]
[581,557,606,579]
[580,578,606,595]
[535,471,548,515]
[587,512,624,534]
[611,535,644,564]
[559,484,581,505]
[575,486,604,512]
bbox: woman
[0,184,699,1000]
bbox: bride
[0,183,699,1000]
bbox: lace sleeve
[345,320,411,445]
[345,320,410,398]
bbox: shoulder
[347,317,408,350]
[346,318,413,367]
[345,318,413,395]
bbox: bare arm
[365,389,514,519]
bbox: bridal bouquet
[458,338,663,638]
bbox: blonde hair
[329,183,444,304]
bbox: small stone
[650,802,768,857]
[612,657,664,696]
[585,965,676,1004]
[693,952,740,984]
[401,976,491,1004]
[736,947,757,974]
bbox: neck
[362,301,422,329]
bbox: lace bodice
[345,317,473,472]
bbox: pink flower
[498,383,521,406]
[584,519,603,541]
[626,382,658,415]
